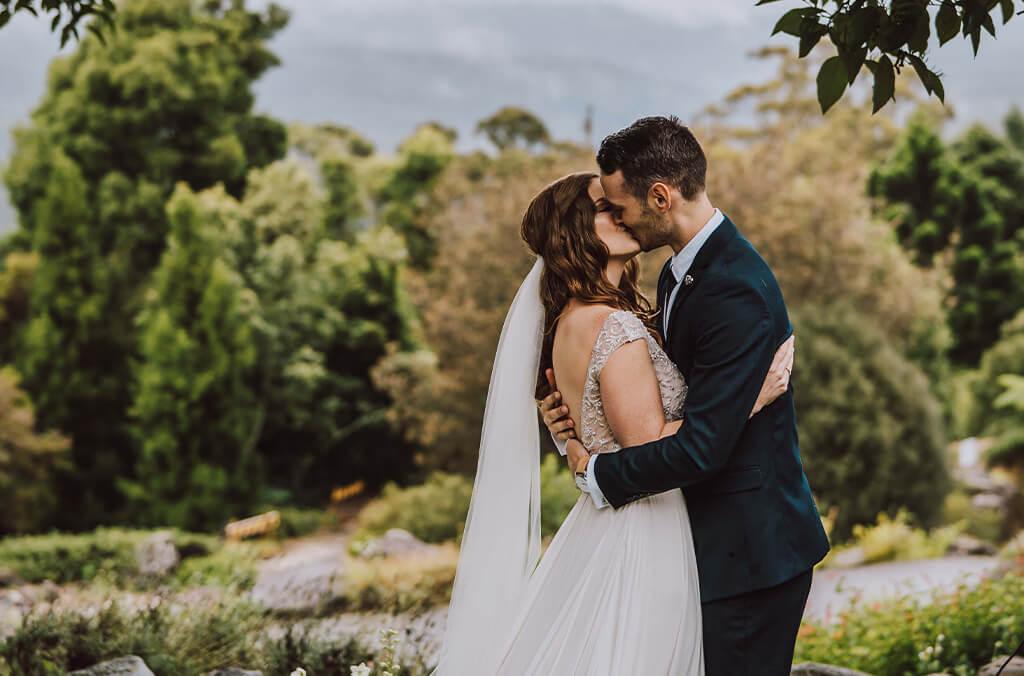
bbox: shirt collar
[668,208,724,282]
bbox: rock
[791,664,872,676]
[250,535,346,613]
[135,531,180,577]
[204,669,263,676]
[358,528,433,558]
[973,492,1010,513]
[946,534,998,557]
[0,567,23,587]
[69,655,155,676]
[978,656,1024,676]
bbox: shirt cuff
[551,431,568,457]
[585,454,610,509]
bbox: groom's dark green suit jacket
[592,215,830,603]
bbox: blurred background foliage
[0,0,1021,557]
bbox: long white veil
[431,258,545,675]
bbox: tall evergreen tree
[2,0,287,528]
[870,113,1024,365]
[121,184,261,530]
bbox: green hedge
[352,454,581,549]
[795,572,1024,675]
[0,529,269,590]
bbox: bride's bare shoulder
[556,304,624,349]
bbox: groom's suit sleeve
[592,274,778,509]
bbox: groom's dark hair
[597,115,706,201]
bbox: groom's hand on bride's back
[540,368,576,442]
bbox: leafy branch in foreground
[759,0,1023,113]
[0,0,115,45]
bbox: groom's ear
[649,182,672,212]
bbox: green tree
[375,124,455,267]
[121,184,261,531]
[2,0,288,529]
[188,159,424,503]
[0,251,37,365]
[763,0,1023,113]
[475,106,551,152]
[0,367,70,535]
[966,309,1024,436]
[870,114,1024,364]
[793,305,950,540]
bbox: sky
[1,0,1022,231]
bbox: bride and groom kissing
[431,116,831,675]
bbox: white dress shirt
[572,208,724,509]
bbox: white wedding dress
[492,310,705,675]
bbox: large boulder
[134,531,180,577]
[69,656,155,676]
[978,656,1024,676]
[204,669,263,676]
[358,528,433,559]
[791,664,872,676]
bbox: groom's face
[599,170,671,252]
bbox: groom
[541,116,830,675]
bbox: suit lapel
[665,215,740,346]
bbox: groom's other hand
[540,368,576,442]
[749,334,795,418]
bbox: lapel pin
[684,274,694,287]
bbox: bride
[431,172,793,675]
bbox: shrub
[341,543,458,613]
[353,456,582,548]
[943,491,1005,544]
[795,572,1024,675]
[823,510,962,567]
[271,506,341,539]
[793,304,951,540]
[0,596,266,675]
[0,529,277,590]
[354,473,473,546]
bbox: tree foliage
[792,304,949,540]
[2,0,288,529]
[475,106,551,152]
[0,367,69,535]
[0,0,116,46]
[870,111,1024,364]
[761,0,1024,113]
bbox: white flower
[350,663,372,676]
[290,669,307,676]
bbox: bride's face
[588,178,641,260]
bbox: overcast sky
[1,0,1022,230]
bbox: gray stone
[791,664,872,676]
[250,535,346,612]
[69,655,155,676]
[204,669,263,676]
[978,655,1024,676]
[0,567,23,587]
[946,534,998,556]
[973,492,1009,512]
[358,528,433,558]
[135,531,180,577]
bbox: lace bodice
[580,310,687,455]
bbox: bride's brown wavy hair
[521,172,658,400]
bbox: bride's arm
[600,340,679,447]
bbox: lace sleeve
[590,311,651,378]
